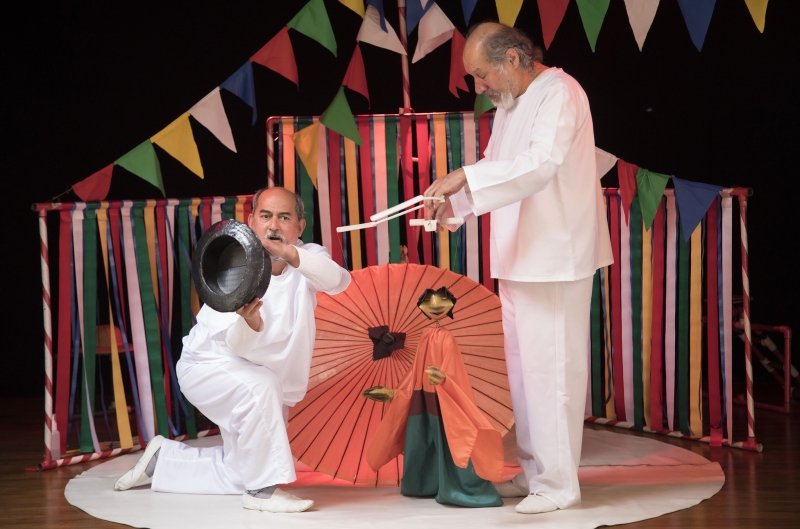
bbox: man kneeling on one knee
[114,187,351,513]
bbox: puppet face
[417,287,456,321]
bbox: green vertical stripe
[133,208,171,438]
[222,198,235,221]
[80,210,98,453]
[630,197,644,432]
[591,269,603,417]
[677,217,691,435]
[385,116,400,263]
[176,205,197,439]
[448,115,462,274]
[297,117,315,242]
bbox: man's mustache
[264,231,286,243]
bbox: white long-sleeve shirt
[450,67,613,282]
[179,242,351,406]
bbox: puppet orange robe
[367,327,504,507]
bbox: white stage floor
[65,427,724,529]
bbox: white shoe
[515,494,558,514]
[494,479,529,498]
[242,488,314,513]
[114,435,165,491]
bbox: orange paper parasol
[287,263,512,485]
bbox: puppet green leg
[400,413,439,497]
[434,415,503,508]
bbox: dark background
[3,0,798,397]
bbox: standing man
[424,23,612,514]
[114,187,351,513]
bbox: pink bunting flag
[449,29,469,97]
[73,164,113,202]
[617,158,639,223]
[251,27,299,87]
[537,0,570,49]
[343,44,370,106]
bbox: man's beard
[484,67,518,110]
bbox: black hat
[191,220,272,312]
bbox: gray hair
[467,23,544,71]
[251,186,305,220]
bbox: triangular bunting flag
[369,0,388,32]
[343,45,370,106]
[623,0,660,51]
[462,0,479,25]
[676,0,717,51]
[412,3,455,63]
[449,29,469,97]
[576,0,611,52]
[287,0,338,56]
[635,168,671,230]
[189,88,237,152]
[672,176,723,241]
[474,92,495,117]
[320,86,364,145]
[595,148,618,179]
[115,140,165,196]
[251,27,299,87]
[407,0,434,35]
[73,164,113,202]
[340,0,365,18]
[290,122,321,188]
[618,159,638,223]
[358,5,407,55]
[537,0,570,49]
[220,62,257,125]
[497,0,524,27]
[151,112,204,179]
[744,0,769,33]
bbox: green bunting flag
[288,0,338,56]
[576,0,611,52]
[474,93,495,117]
[115,140,165,196]
[320,86,363,145]
[635,168,670,230]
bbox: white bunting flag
[357,5,407,55]
[412,3,455,63]
[624,0,660,51]
[188,87,237,152]
[595,147,619,179]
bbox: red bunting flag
[449,29,469,97]
[73,163,113,202]
[343,44,370,106]
[617,158,639,223]
[537,0,570,49]
[251,27,299,87]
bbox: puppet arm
[362,386,396,402]
[425,366,446,385]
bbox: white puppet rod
[337,195,463,233]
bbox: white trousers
[150,359,295,494]
[499,277,592,509]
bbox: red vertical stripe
[609,193,627,422]
[327,131,344,266]
[358,118,377,267]
[399,114,418,264]
[415,116,433,265]
[478,114,492,291]
[706,198,723,445]
[201,198,212,232]
[56,210,72,455]
[650,199,665,431]
[243,195,253,223]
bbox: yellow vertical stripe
[433,114,449,269]
[282,118,296,193]
[234,196,245,223]
[603,266,616,420]
[96,205,133,448]
[344,138,361,270]
[144,200,160,308]
[689,225,703,436]
[642,221,653,428]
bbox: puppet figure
[362,287,503,507]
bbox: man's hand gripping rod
[336,195,463,233]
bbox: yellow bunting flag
[151,113,204,179]
[290,122,321,189]
[339,0,365,18]
[496,0,524,27]
[745,0,769,33]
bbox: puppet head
[417,287,457,321]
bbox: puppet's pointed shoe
[515,494,558,514]
[114,435,165,491]
[242,488,314,513]
[494,479,529,497]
